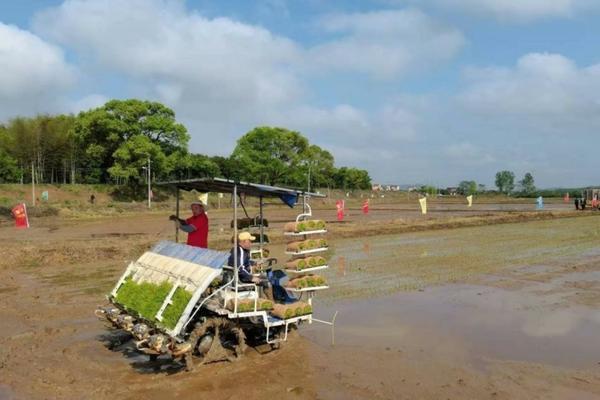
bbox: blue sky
[1,0,600,188]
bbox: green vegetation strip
[115,278,193,330]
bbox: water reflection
[305,283,600,369]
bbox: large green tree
[231,126,310,186]
[458,180,477,195]
[210,156,243,181]
[519,172,536,195]
[302,145,335,189]
[231,126,368,189]
[73,99,189,183]
[334,167,371,190]
[495,170,515,194]
[169,153,221,180]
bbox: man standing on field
[169,201,209,248]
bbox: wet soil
[1,206,600,399]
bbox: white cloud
[30,1,454,160]
[33,0,304,134]
[309,9,465,79]
[0,22,76,119]
[68,94,109,114]
[458,53,600,132]
[426,0,598,21]
[271,101,421,146]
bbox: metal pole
[307,163,311,193]
[234,184,238,310]
[259,196,264,248]
[175,188,180,243]
[31,162,35,207]
[147,156,151,209]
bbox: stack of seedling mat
[283,218,329,293]
[271,301,312,319]
[227,298,274,313]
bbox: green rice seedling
[306,220,317,230]
[297,221,308,232]
[286,259,306,270]
[308,257,318,267]
[313,275,327,286]
[239,301,254,312]
[272,304,295,319]
[229,299,254,312]
[304,275,316,287]
[292,303,303,316]
[259,299,274,310]
[314,220,326,230]
[292,277,307,289]
[162,287,193,329]
[115,278,173,321]
[302,303,312,315]
[284,307,295,319]
[306,239,318,249]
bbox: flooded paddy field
[1,209,600,399]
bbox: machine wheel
[186,317,246,368]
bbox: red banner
[11,203,29,229]
[362,199,369,214]
[336,200,344,221]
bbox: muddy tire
[187,317,246,367]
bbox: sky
[1,0,600,188]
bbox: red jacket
[186,213,208,248]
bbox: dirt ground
[1,201,600,399]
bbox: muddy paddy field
[1,199,600,399]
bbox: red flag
[11,203,29,229]
[336,200,344,221]
[362,199,369,214]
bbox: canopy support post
[233,183,239,313]
[175,188,180,243]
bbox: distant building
[372,183,401,192]
[446,187,458,196]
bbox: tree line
[0,99,371,190]
[449,171,536,196]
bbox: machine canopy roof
[156,177,325,207]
